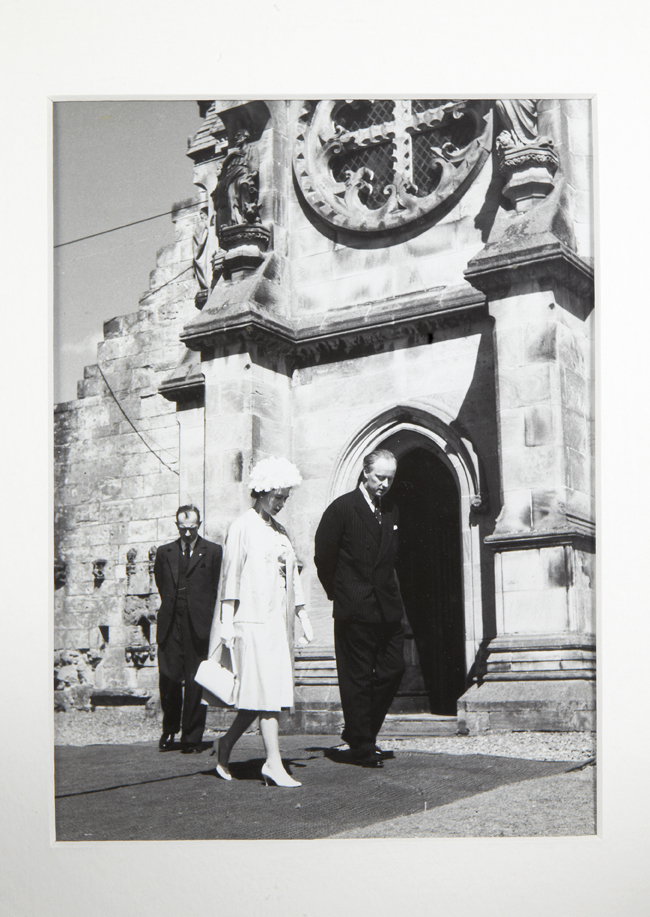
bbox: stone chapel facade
[54,99,594,733]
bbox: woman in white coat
[209,457,313,787]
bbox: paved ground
[55,733,596,840]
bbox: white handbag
[195,645,237,706]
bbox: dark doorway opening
[389,446,466,715]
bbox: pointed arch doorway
[382,437,466,716]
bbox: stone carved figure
[148,546,157,578]
[92,559,107,589]
[214,129,261,230]
[495,99,540,150]
[54,559,67,589]
[495,99,558,211]
[192,207,211,292]
[126,548,137,581]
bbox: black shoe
[158,733,175,752]
[181,743,203,754]
[353,752,384,769]
[374,745,394,760]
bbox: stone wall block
[531,489,567,528]
[120,452,168,477]
[571,187,592,226]
[108,523,129,546]
[566,448,590,493]
[296,269,394,313]
[495,489,532,532]
[566,113,592,157]
[56,628,92,650]
[498,365,552,411]
[161,491,182,516]
[127,519,159,542]
[131,367,157,390]
[497,325,525,369]
[500,549,543,592]
[141,425,179,453]
[59,480,95,506]
[158,519,178,542]
[490,295,554,329]
[501,589,569,635]
[501,445,559,490]
[573,224,593,261]
[290,226,335,260]
[573,587,595,635]
[56,609,96,630]
[70,502,101,524]
[140,470,178,497]
[114,433,146,456]
[210,413,251,450]
[135,412,179,434]
[524,322,557,363]
[73,523,113,547]
[557,323,587,376]
[524,404,554,446]
[135,668,159,692]
[78,378,105,398]
[542,546,571,589]
[562,409,588,453]
[561,368,588,414]
[139,393,174,419]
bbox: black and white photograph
[53,97,597,841]
[3,2,650,914]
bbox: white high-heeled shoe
[210,739,232,781]
[261,762,301,788]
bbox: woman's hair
[248,456,302,496]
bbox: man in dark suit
[154,505,222,753]
[314,450,405,768]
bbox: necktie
[373,499,382,525]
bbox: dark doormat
[55,735,575,841]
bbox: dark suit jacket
[314,487,404,624]
[154,536,222,647]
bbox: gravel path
[54,710,596,763]
[377,732,596,762]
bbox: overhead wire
[96,364,180,476]
[54,208,178,248]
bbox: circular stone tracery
[293,99,493,233]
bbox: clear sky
[53,100,203,403]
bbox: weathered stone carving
[211,128,271,277]
[125,548,137,581]
[495,100,559,211]
[54,558,67,589]
[470,494,489,514]
[92,558,107,589]
[125,645,156,668]
[293,100,493,233]
[192,206,211,309]
[54,649,104,710]
[214,129,261,230]
[148,545,157,578]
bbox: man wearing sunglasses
[154,505,223,753]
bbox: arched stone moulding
[328,401,486,671]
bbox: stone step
[380,713,459,737]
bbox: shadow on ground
[55,735,578,841]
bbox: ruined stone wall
[54,200,203,710]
